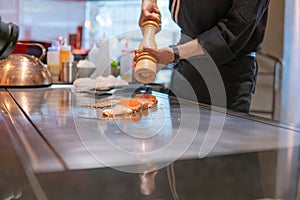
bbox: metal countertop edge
[6,86,300,132]
[170,96,300,133]
[6,89,69,171]
[0,92,48,200]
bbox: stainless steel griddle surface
[7,85,300,173]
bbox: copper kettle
[0,42,53,87]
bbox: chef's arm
[137,0,205,67]
[140,38,205,67]
[176,38,205,60]
[197,0,269,66]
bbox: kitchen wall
[0,0,86,43]
[84,0,180,60]
[249,0,300,126]
[0,0,19,23]
[0,0,180,62]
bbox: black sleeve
[198,0,270,66]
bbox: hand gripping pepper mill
[134,20,159,84]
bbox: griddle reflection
[97,98,174,154]
[139,170,158,196]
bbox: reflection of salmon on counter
[102,94,158,119]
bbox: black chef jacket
[168,0,270,113]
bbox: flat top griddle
[6,85,300,173]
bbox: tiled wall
[0,0,180,59]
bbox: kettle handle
[16,42,46,61]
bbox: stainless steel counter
[1,85,300,200]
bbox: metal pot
[0,42,53,87]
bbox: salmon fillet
[134,94,158,108]
[118,98,143,111]
[101,94,158,120]
[82,99,119,108]
[102,105,133,117]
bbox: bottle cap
[48,40,59,51]
[60,38,71,51]
[121,39,131,53]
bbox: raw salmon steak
[82,99,119,108]
[101,95,158,120]
[118,98,143,111]
[134,94,158,108]
[102,105,133,118]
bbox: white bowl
[77,67,95,78]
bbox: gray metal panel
[0,91,65,173]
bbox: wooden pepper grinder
[134,20,159,84]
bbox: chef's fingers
[132,61,137,68]
[142,46,174,67]
[142,46,158,56]
[132,49,142,68]
[133,47,170,70]
[139,3,161,28]
[142,46,162,63]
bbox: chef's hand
[133,46,174,71]
[139,0,161,30]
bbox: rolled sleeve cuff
[198,26,235,66]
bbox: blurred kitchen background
[0,0,299,127]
